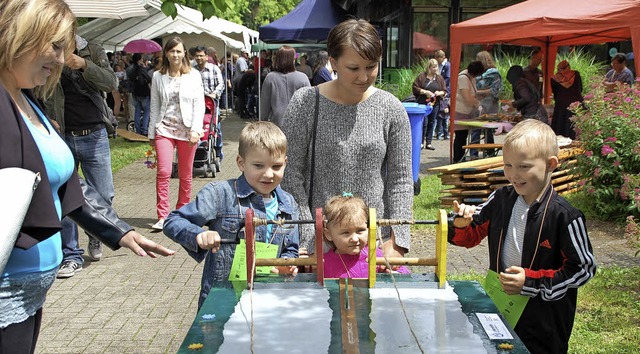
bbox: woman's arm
[69,179,175,257]
[459,88,480,108]
[259,74,273,121]
[148,72,161,140]
[279,88,315,247]
[189,72,205,137]
[382,96,413,254]
[412,72,426,97]
[512,79,533,110]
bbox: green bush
[381,48,606,103]
[378,58,431,100]
[570,78,640,222]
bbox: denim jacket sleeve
[163,183,226,263]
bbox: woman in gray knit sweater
[280,19,413,258]
[260,46,310,126]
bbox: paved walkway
[37,113,639,353]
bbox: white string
[376,231,426,354]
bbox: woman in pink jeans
[148,37,204,230]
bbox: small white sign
[476,313,514,340]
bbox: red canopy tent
[448,0,640,160]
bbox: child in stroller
[169,95,222,178]
[191,95,222,177]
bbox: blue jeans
[61,128,115,264]
[133,95,150,135]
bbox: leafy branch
[160,0,234,19]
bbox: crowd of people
[6,1,637,353]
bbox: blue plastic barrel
[402,103,433,191]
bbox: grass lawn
[109,136,150,173]
[412,176,640,354]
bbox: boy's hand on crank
[196,231,221,253]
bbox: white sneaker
[151,219,164,231]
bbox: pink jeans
[154,135,198,219]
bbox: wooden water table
[177,209,529,353]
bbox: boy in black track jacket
[449,119,596,354]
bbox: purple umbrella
[123,39,162,54]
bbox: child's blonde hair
[323,195,368,249]
[503,119,559,159]
[238,121,287,158]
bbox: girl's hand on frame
[271,266,299,275]
[196,231,221,253]
[297,247,313,273]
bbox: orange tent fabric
[448,0,640,160]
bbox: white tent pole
[257,45,261,121]
[224,43,229,112]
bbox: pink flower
[613,160,621,167]
[585,150,593,157]
[594,130,602,136]
[603,96,611,101]
[625,97,633,103]
[587,187,596,194]
[615,111,624,116]
[594,168,600,177]
[578,180,586,186]
[601,145,615,156]
[604,137,618,143]
[584,93,594,100]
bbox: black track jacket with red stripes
[448,184,596,354]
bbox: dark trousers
[453,129,469,163]
[0,308,42,354]
[422,103,440,146]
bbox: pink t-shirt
[323,247,410,278]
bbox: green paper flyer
[229,239,278,281]
[483,269,529,328]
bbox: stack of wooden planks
[427,147,582,206]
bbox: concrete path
[37,112,639,353]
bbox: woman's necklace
[337,253,353,278]
[18,93,40,125]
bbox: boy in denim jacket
[164,122,299,308]
[449,119,595,354]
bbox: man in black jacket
[44,36,118,278]
[127,53,151,136]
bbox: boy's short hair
[238,121,287,158]
[323,195,369,249]
[504,119,559,159]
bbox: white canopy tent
[77,0,257,52]
[64,0,149,19]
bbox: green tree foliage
[160,0,301,30]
